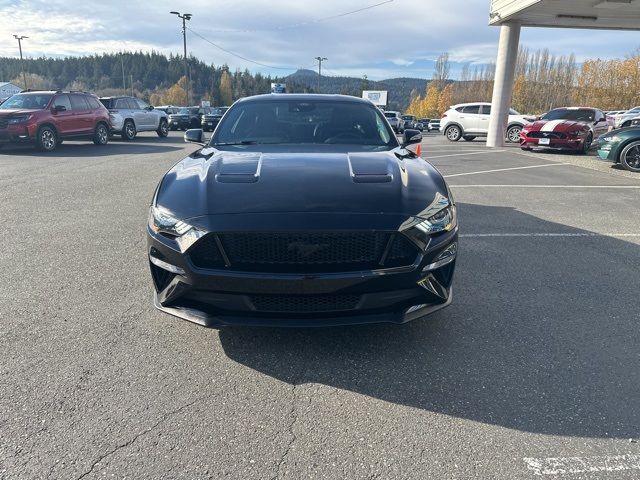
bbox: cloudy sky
[1,0,639,80]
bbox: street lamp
[13,35,28,90]
[170,11,193,105]
[314,56,327,93]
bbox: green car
[597,127,640,172]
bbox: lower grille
[250,294,360,313]
[150,263,175,291]
[527,131,566,139]
[188,232,419,273]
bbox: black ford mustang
[147,94,458,327]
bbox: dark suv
[201,106,229,132]
[0,90,110,151]
[168,107,209,131]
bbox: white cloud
[1,0,639,80]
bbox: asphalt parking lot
[1,132,639,479]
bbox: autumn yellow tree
[161,76,188,105]
[437,84,454,115]
[219,70,233,106]
[423,85,441,118]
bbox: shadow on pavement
[0,142,184,157]
[219,203,640,439]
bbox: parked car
[440,102,534,142]
[0,90,110,151]
[99,96,168,140]
[201,106,229,132]
[415,121,425,132]
[520,107,612,153]
[614,106,640,128]
[383,111,404,133]
[148,94,456,327]
[169,106,209,131]
[402,114,417,130]
[427,118,441,132]
[597,127,640,172]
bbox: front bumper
[169,117,192,129]
[0,123,38,144]
[147,218,457,328]
[520,135,585,151]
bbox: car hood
[0,109,39,116]
[155,148,449,220]
[526,119,589,132]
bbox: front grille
[527,131,566,139]
[250,294,360,312]
[0,119,7,129]
[188,232,419,273]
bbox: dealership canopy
[486,0,640,147]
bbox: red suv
[0,90,110,152]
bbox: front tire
[445,125,462,142]
[157,119,169,138]
[36,126,58,152]
[506,125,522,143]
[122,120,136,141]
[619,140,640,172]
[581,133,593,154]
[93,123,109,145]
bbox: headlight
[148,205,207,252]
[600,135,619,143]
[416,205,457,235]
[148,205,192,236]
[7,115,31,124]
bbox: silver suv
[99,96,169,140]
[384,111,404,134]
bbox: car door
[593,109,610,136]
[135,98,154,130]
[50,94,74,136]
[459,104,481,132]
[128,98,148,131]
[69,94,92,134]
[477,105,491,133]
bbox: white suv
[440,102,534,143]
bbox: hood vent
[348,153,394,183]
[215,153,262,184]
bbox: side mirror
[402,129,422,147]
[147,105,154,111]
[53,105,66,112]
[184,128,205,145]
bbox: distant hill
[286,69,428,111]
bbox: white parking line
[426,151,504,159]
[450,185,640,188]
[461,233,640,238]
[443,163,566,178]
[523,455,640,476]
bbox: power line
[196,0,394,34]
[187,26,316,72]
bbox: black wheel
[157,119,169,138]
[506,125,522,143]
[36,126,58,152]
[121,120,136,141]
[619,140,640,172]
[463,135,476,141]
[93,123,109,145]
[581,133,593,154]
[445,125,462,142]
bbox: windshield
[402,115,414,121]
[210,107,229,115]
[384,112,396,118]
[541,108,595,122]
[212,99,397,148]
[177,108,199,115]
[0,93,53,110]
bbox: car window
[70,94,89,111]
[481,105,491,115]
[52,94,72,111]
[461,105,480,114]
[213,100,397,148]
[115,98,129,109]
[99,98,112,109]
[136,99,149,109]
[86,97,101,110]
[0,93,53,110]
[126,98,140,110]
[541,109,595,122]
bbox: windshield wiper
[212,140,259,146]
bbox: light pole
[13,35,28,90]
[170,11,192,105]
[314,56,327,93]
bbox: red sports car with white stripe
[520,107,613,154]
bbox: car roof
[235,93,373,105]
[452,102,491,107]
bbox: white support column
[487,23,521,148]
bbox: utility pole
[121,53,126,93]
[13,35,28,90]
[170,11,193,105]
[314,56,327,93]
